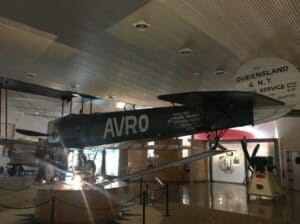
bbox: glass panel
[105,149,119,176]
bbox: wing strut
[0,79,9,139]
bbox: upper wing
[284,109,300,117]
[157,91,284,107]
[0,76,97,101]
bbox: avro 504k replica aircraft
[1,57,299,181]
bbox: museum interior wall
[275,117,300,189]
[127,138,209,182]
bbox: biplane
[0,74,298,182]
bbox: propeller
[16,129,48,137]
[241,137,260,169]
[241,137,260,184]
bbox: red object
[194,129,255,140]
[256,173,266,178]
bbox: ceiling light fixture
[179,48,192,56]
[68,82,79,89]
[133,20,150,31]
[72,93,80,97]
[107,95,115,99]
[25,72,36,78]
[193,72,200,76]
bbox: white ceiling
[0,0,298,116]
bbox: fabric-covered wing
[0,76,97,101]
[157,91,284,108]
[284,109,300,117]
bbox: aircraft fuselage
[49,104,253,148]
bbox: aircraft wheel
[84,160,96,175]
[7,166,17,176]
[18,166,24,176]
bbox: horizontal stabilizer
[157,91,284,108]
[0,138,39,146]
[284,110,300,117]
[16,129,48,137]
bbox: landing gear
[7,165,24,176]
[84,160,96,175]
[7,166,17,176]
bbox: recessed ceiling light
[215,69,225,76]
[35,111,39,115]
[215,65,225,76]
[107,95,115,99]
[133,20,150,31]
[143,93,147,96]
[25,73,36,78]
[193,72,200,76]
[72,93,80,97]
[179,48,192,56]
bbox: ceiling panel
[0,0,297,115]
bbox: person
[78,149,87,171]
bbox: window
[105,150,119,176]
[179,135,191,158]
[147,141,155,167]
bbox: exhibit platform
[0,178,300,224]
[34,180,126,224]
